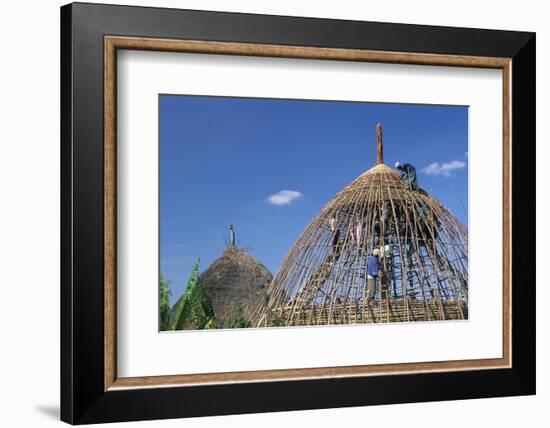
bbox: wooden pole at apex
[376,123,384,165]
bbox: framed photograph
[61,2,535,424]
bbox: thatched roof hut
[251,123,468,327]
[172,247,273,328]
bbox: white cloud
[421,160,466,177]
[266,190,303,206]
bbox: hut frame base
[260,298,467,327]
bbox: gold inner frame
[104,35,512,391]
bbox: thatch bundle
[251,124,468,327]
[195,247,272,328]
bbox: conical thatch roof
[252,124,468,327]
[194,247,272,328]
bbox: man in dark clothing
[332,228,342,258]
[367,249,380,300]
[381,202,391,236]
[395,162,419,191]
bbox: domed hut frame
[252,124,468,327]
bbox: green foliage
[202,318,217,330]
[228,305,251,329]
[266,313,282,327]
[159,273,172,331]
[171,259,217,330]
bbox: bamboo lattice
[251,124,468,327]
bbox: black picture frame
[61,2,535,424]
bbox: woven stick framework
[252,125,468,327]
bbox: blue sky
[160,95,468,304]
